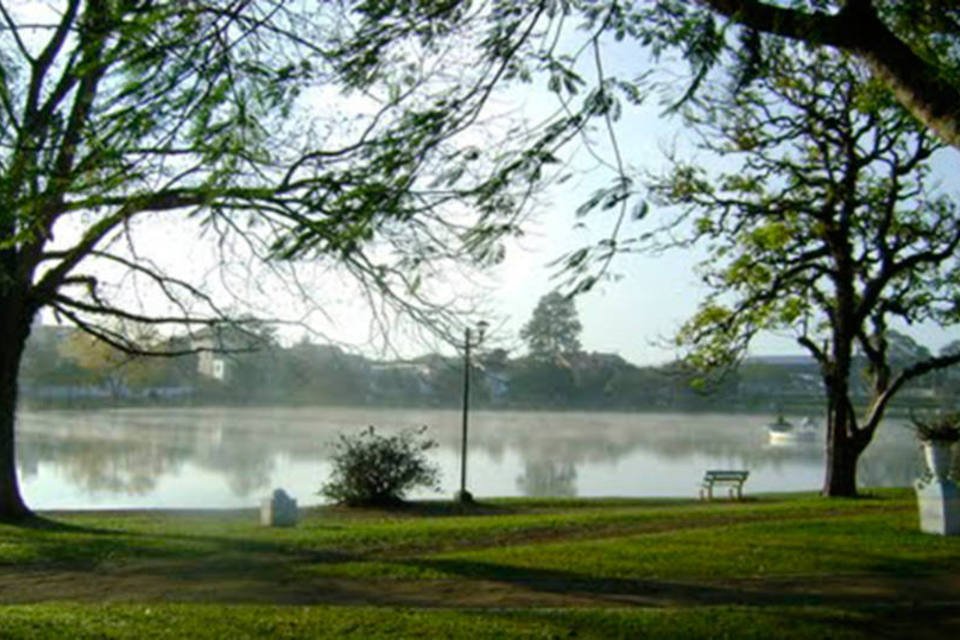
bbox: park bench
[699,470,749,501]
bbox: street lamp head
[476,320,489,342]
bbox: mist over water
[16,407,926,510]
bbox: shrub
[909,411,960,443]
[320,425,441,506]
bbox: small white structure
[261,488,298,527]
[915,441,959,536]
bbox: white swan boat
[768,415,818,445]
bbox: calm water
[15,407,927,509]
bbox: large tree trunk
[0,295,33,519]
[821,302,862,497]
[822,371,864,497]
[823,417,859,497]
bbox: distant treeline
[18,326,955,413]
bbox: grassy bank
[1,490,958,638]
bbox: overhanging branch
[702,0,960,148]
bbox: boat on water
[767,415,818,445]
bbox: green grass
[0,603,881,639]
[0,489,958,638]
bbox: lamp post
[456,320,488,504]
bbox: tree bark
[823,401,860,497]
[822,289,861,497]
[0,294,34,519]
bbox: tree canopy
[696,1,960,148]
[320,1,960,296]
[520,292,583,360]
[58,325,165,396]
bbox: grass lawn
[0,489,958,638]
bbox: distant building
[190,325,265,382]
[193,334,230,381]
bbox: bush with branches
[910,412,960,443]
[320,426,441,507]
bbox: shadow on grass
[321,500,523,519]
[1,500,531,576]
[0,510,363,575]
[399,556,960,609]
[0,514,115,535]
[468,601,960,640]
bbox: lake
[15,407,927,509]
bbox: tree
[509,358,577,406]
[295,2,960,338]
[305,0,960,307]
[307,4,960,345]
[282,340,366,405]
[58,327,167,397]
[19,326,86,387]
[884,331,933,372]
[0,2,510,519]
[646,45,960,496]
[520,292,583,360]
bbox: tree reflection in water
[17,414,193,495]
[517,459,578,497]
[193,425,276,497]
[14,408,928,507]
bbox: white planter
[922,440,955,480]
[915,479,960,536]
